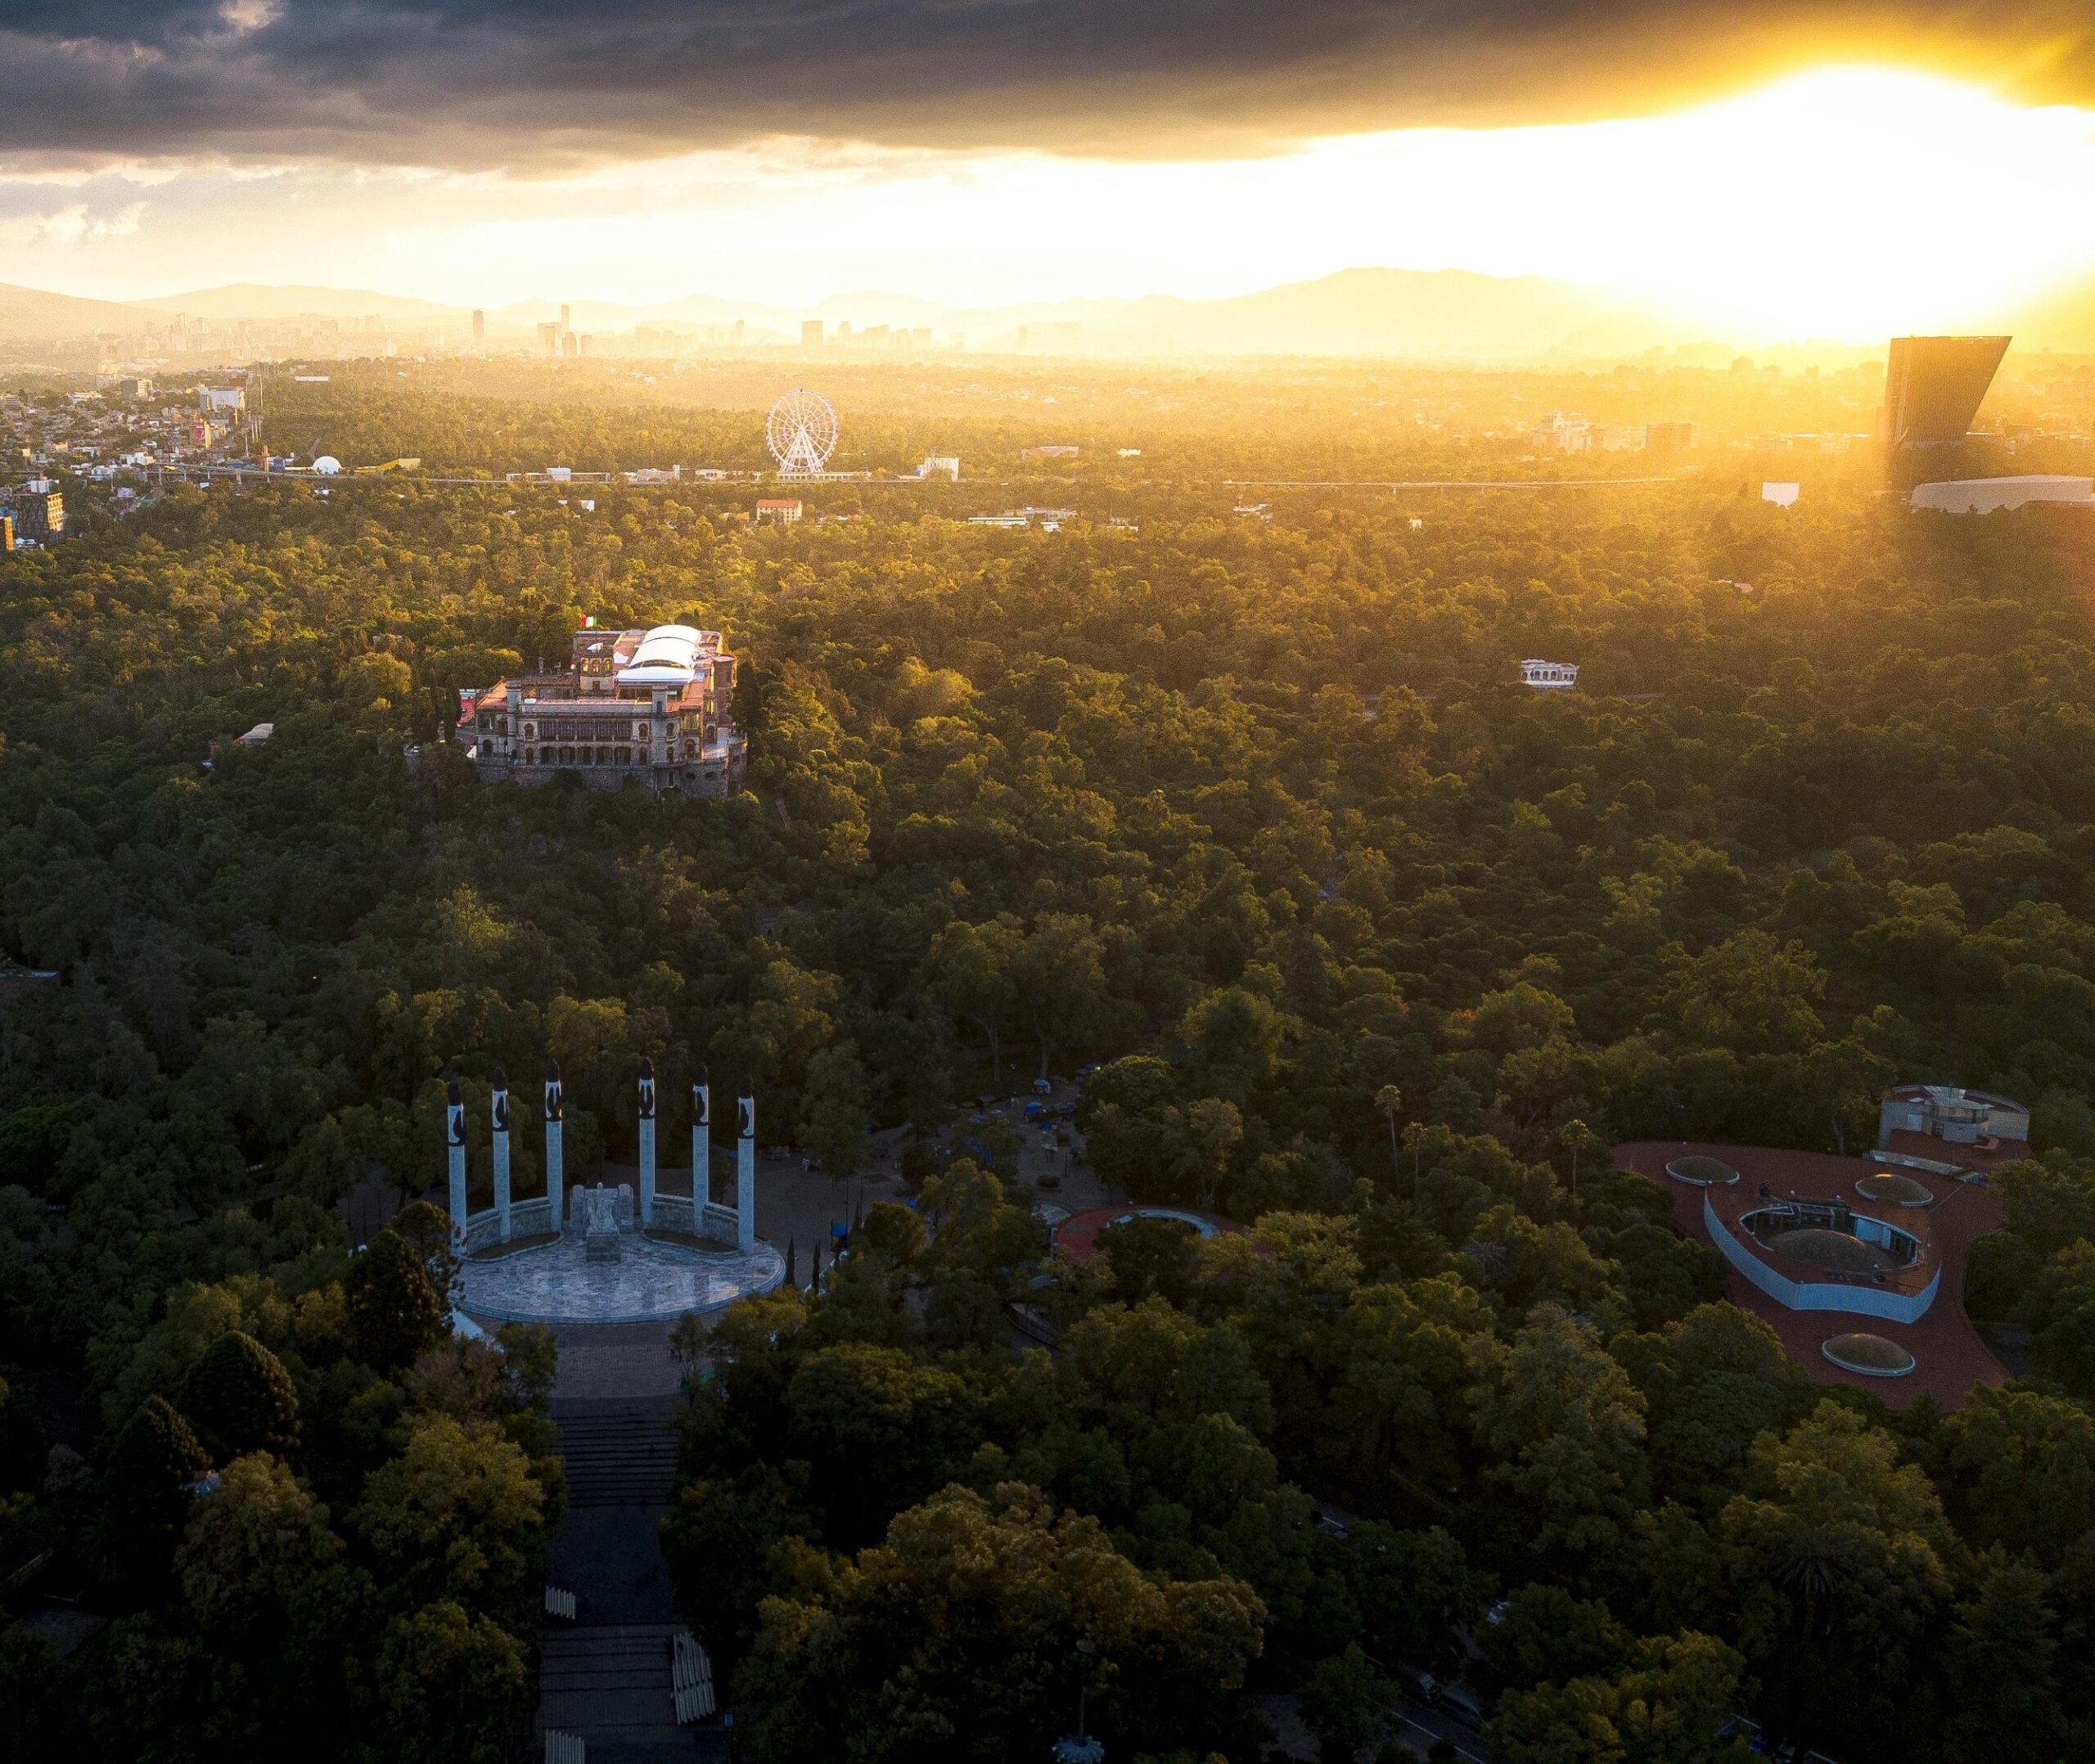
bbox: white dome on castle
[617,624,705,687]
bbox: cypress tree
[100,1395,210,1597]
[346,1228,448,1370]
[181,1330,300,1460]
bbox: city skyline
[1,29,2093,343]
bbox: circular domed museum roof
[1822,1332,1917,1377]
[1855,1172,1934,1207]
[1665,1154,1739,1186]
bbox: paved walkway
[536,1321,686,1402]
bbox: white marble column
[445,1079,467,1249]
[544,1061,564,1236]
[692,1071,711,1217]
[491,1069,511,1242]
[737,1087,756,1254]
[638,1058,657,1228]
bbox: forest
[2,382,2095,1762]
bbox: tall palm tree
[1375,1085,1403,1186]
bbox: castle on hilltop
[462,621,748,799]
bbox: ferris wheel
[766,389,838,475]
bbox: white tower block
[692,1072,711,1218]
[491,1068,512,1242]
[737,1087,756,1254]
[544,1061,565,1235]
[445,1080,467,1249]
[638,1058,657,1229]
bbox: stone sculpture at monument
[584,1185,622,1262]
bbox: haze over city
[2,5,2094,344]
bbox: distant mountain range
[2,267,2091,359]
[0,282,152,337]
[119,269,1699,360]
[133,282,468,325]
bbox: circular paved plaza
[459,1231,785,1325]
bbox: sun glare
[380,66,2095,340]
[1277,65,2095,340]
[9,60,2092,341]
[1539,67,2095,336]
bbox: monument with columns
[444,1060,784,1325]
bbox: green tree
[782,1343,980,1542]
[2024,1240,2095,1397]
[1299,1643,1393,1762]
[351,1416,548,1631]
[917,1157,1039,1276]
[1495,1630,1752,1764]
[1657,929,1828,1060]
[924,917,1022,1085]
[798,1041,870,1177]
[178,1330,300,1461]
[1613,1303,1807,1501]
[346,1227,449,1370]
[1935,1550,2066,1764]
[175,1451,342,1639]
[1338,1522,1489,1678]
[1012,913,1108,1082]
[1374,1083,1405,1187]
[1180,985,1286,1103]
[1478,1582,1635,1697]
[1937,1382,2095,1565]
[1469,1307,1651,1576]
[1719,1402,1956,1754]
[660,1462,822,1666]
[736,1483,1264,1762]
[100,1395,212,1598]
[1096,1215,1203,1307]
[375,1598,532,1764]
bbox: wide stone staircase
[538,1396,721,1762]
[554,1399,682,1507]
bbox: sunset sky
[3,2,2095,339]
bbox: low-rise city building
[1909,475,2094,514]
[1876,1083,2028,1161]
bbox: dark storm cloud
[2,2,2090,168]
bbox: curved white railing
[1702,1194,1940,1324]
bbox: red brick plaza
[1613,1141,2007,1410]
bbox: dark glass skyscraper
[1881,335,2009,451]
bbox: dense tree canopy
[3,364,2095,1760]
